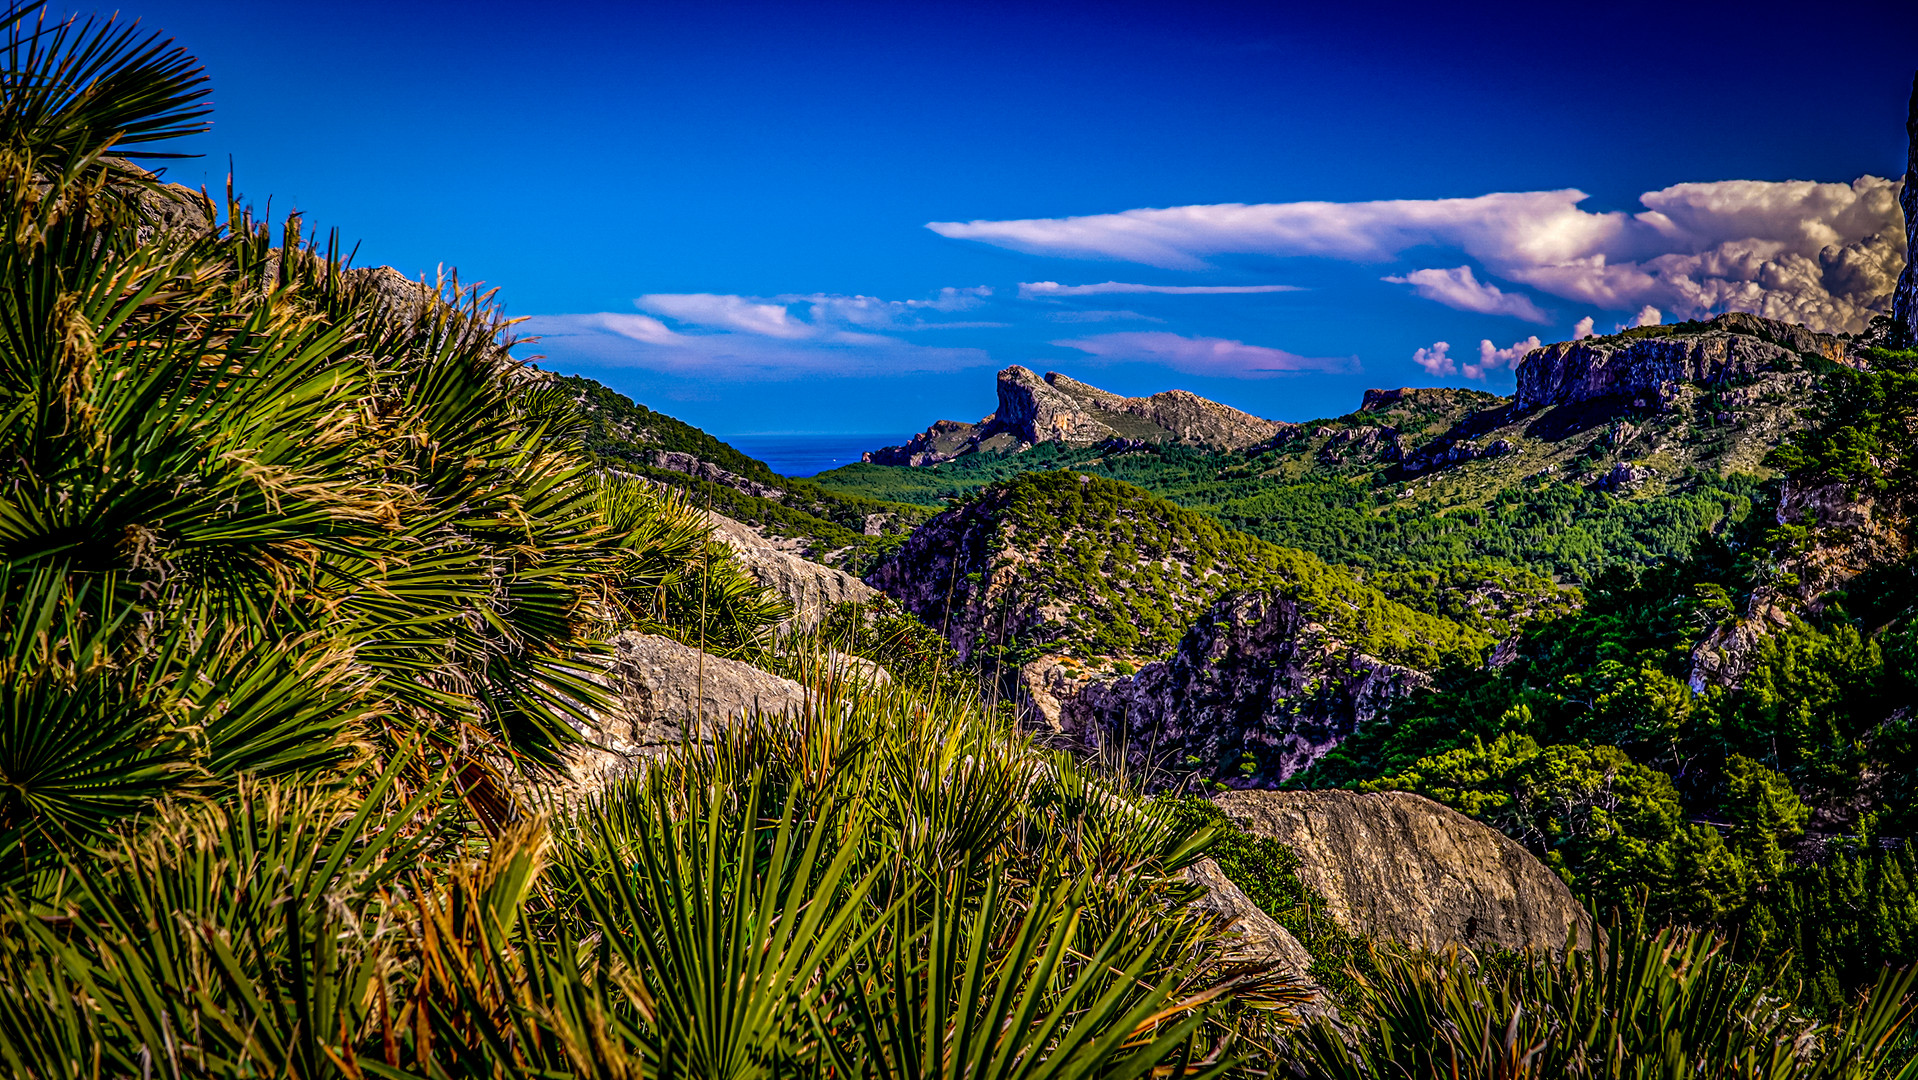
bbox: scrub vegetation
[4,8,1917,1078]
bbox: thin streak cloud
[1054,331,1355,378]
[1019,280,1302,298]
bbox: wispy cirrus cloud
[932,177,1905,333]
[524,287,996,378]
[1044,309,1164,323]
[1381,265,1550,323]
[1054,331,1355,377]
[1018,280,1302,298]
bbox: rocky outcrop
[652,450,788,501]
[995,366,1127,445]
[865,367,1286,465]
[1057,591,1430,785]
[1688,475,1913,690]
[863,419,981,466]
[1514,313,1848,413]
[703,510,879,628]
[569,632,809,787]
[1215,789,1597,954]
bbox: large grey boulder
[569,632,808,788]
[1214,789,1596,955]
[703,510,879,628]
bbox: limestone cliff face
[1894,71,1918,341]
[1514,313,1848,413]
[865,367,1286,465]
[1057,591,1429,785]
[994,365,1122,445]
[1215,789,1597,954]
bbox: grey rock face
[863,367,1285,465]
[1513,313,1848,412]
[1688,476,1912,691]
[570,632,809,787]
[865,419,993,466]
[1058,591,1429,785]
[651,450,788,501]
[995,365,1122,445]
[1895,72,1918,342]
[703,510,879,629]
[1215,789,1597,954]
[1593,460,1655,492]
[1109,387,1289,450]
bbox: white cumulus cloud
[1572,316,1596,340]
[1412,341,1455,377]
[636,293,813,339]
[1055,331,1355,378]
[1466,336,1542,380]
[1630,305,1663,328]
[932,177,1906,333]
[1410,335,1543,380]
[1381,265,1551,322]
[1019,280,1302,298]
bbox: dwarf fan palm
[0,2,786,867]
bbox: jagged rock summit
[865,366,1289,465]
[1216,789,1598,954]
[1514,312,1851,413]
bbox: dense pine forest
[6,6,1918,1078]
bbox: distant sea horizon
[719,432,906,478]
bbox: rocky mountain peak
[994,365,1124,445]
[1513,312,1850,413]
[864,367,1287,466]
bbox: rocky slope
[863,471,1487,777]
[1215,789,1598,954]
[865,366,1287,465]
[702,509,879,628]
[1055,591,1432,784]
[1513,313,1850,412]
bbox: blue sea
[720,433,905,478]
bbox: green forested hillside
[818,424,1765,588]
[870,470,1492,672]
[553,371,931,565]
[1303,342,1918,1009]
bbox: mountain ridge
[864,364,1289,466]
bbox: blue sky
[105,0,1918,436]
